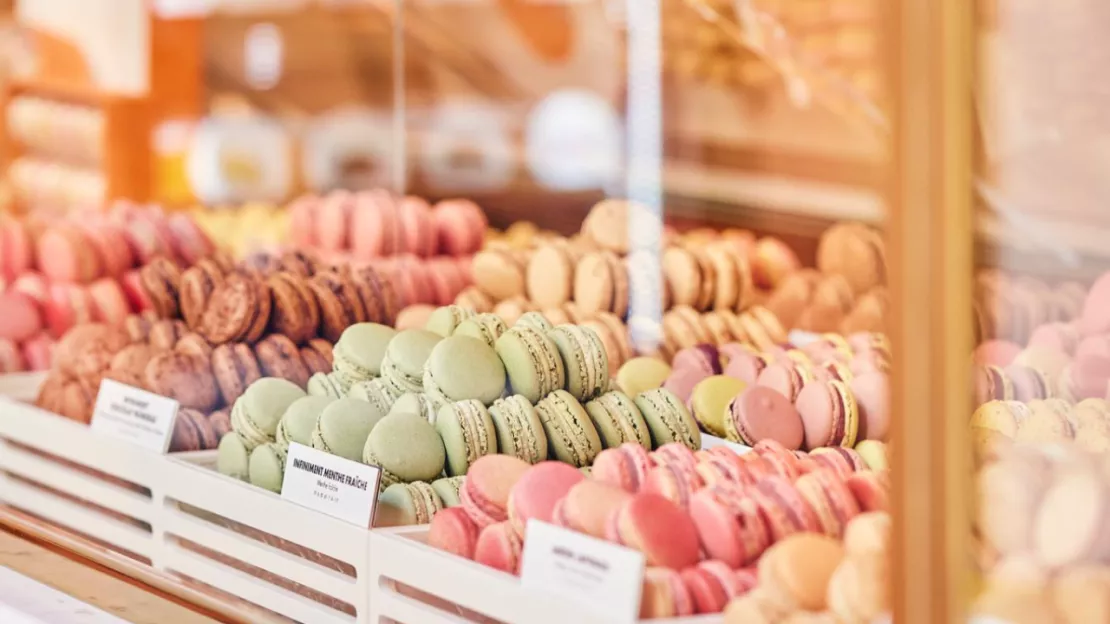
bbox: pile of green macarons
[215,305,702,524]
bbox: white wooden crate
[368,526,720,624]
[0,394,373,624]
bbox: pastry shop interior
[0,0,1098,623]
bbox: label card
[701,434,753,455]
[281,443,382,528]
[520,520,644,624]
[90,379,178,454]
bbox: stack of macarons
[288,190,486,260]
[764,270,890,337]
[35,313,333,434]
[425,440,889,618]
[617,334,892,452]
[0,206,216,372]
[723,512,892,622]
[972,441,1110,624]
[970,397,1110,457]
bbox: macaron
[381,328,442,396]
[431,476,466,507]
[547,325,609,402]
[375,482,445,528]
[217,432,250,481]
[423,335,506,406]
[795,379,859,450]
[275,395,333,450]
[849,372,890,442]
[689,375,748,438]
[535,389,603,468]
[514,311,553,333]
[388,392,439,423]
[311,397,387,461]
[507,461,584,536]
[634,388,702,451]
[552,480,631,539]
[758,533,845,612]
[454,313,509,347]
[592,443,655,492]
[427,507,480,559]
[460,454,531,529]
[436,399,498,476]
[474,521,523,574]
[248,442,287,493]
[488,394,548,464]
[724,386,804,450]
[689,481,770,568]
[584,391,652,450]
[495,326,566,404]
[231,378,307,451]
[607,493,701,569]
[794,469,861,538]
[332,323,398,386]
[424,304,474,337]
[616,357,672,400]
[363,412,447,488]
[641,567,696,619]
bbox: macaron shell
[508,461,584,536]
[725,386,804,450]
[689,375,747,438]
[536,390,603,468]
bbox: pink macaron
[82,221,135,277]
[606,493,701,569]
[662,367,710,406]
[591,443,655,492]
[427,507,480,560]
[723,350,770,385]
[551,480,631,539]
[689,482,770,568]
[0,338,26,373]
[119,269,153,313]
[351,191,396,259]
[37,225,102,284]
[87,278,132,325]
[972,339,1022,367]
[44,283,95,338]
[673,345,723,376]
[1,219,35,279]
[0,291,43,342]
[1027,322,1080,355]
[20,333,53,371]
[166,213,215,265]
[397,196,436,257]
[1080,271,1110,336]
[315,190,354,252]
[641,567,695,618]
[434,199,486,256]
[123,211,178,264]
[473,521,523,574]
[642,464,704,509]
[507,461,584,537]
[1072,334,1110,399]
[10,272,48,305]
[460,455,531,529]
[287,195,319,249]
[726,386,805,450]
[394,304,436,331]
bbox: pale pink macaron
[591,443,655,492]
[507,461,584,537]
[20,333,52,371]
[38,225,102,284]
[972,339,1022,368]
[434,199,486,256]
[394,305,436,331]
[662,367,710,406]
[0,291,43,342]
[1080,271,1110,336]
[87,278,132,325]
[10,272,48,305]
[351,191,396,260]
[426,258,467,306]
[44,283,95,338]
[474,521,523,575]
[0,338,25,373]
[552,480,632,539]
[1,219,35,279]
[83,221,135,276]
[287,195,319,249]
[315,190,354,252]
[119,270,152,313]
[461,455,531,529]
[1027,322,1080,355]
[121,213,174,265]
[166,213,215,265]
[397,196,436,257]
[455,255,474,284]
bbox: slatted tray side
[158,457,374,624]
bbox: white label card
[520,520,644,624]
[90,379,178,454]
[701,434,753,455]
[281,443,382,528]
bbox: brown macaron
[267,272,320,345]
[208,408,232,438]
[170,408,203,452]
[60,378,96,423]
[279,249,319,278]
[255,334,311,388]
[108,343,159,388]
[210,342,262,405]
[300,345,331,375]
[690,248,718,311]
[176,332,214,359]
[139,257,183,319]
[144,352,220,412]
[816,223,886,295]
[199,273,271,345]
[122,314,153,343]
[179,261,225,330]
[354,265,398,325]
[308,270,364,342]
[175,408,220,451]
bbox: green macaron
[424,305,474,337]
[381,329,442,395]
[276,395,333,450]
[431,476,465,507]
[375,482,444,527]
[248,442,287,493]
[231,378,306,451]
[389,392,438,422]
[423,335,507,406]
[514,311,553,332]
[435,399,497,476]
[362,413,446,488]
[333,323,397,387]
[634,388,702,451]
[488,394,548,464]
[349,378,401,416]
[535,389,602,468]
[307,372,344,399]
[311,397,387,461]
[548,325,609,402]
[454,313,509,347]
[495,326,565,404]
[217,432,250,481]
[585,390,652,450]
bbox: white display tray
[0,377,725,624]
